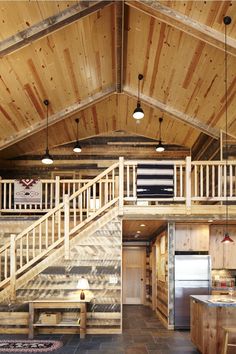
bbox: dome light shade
[42,148,53,165]
[133,102,144,120]
[221,232,234,243]
[73,142,82,153]
[156,142,165,152]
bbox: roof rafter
[115,0,124,93]
[0,87,116,151]
[126,0,236,57]
[124,88,219,139]
[0,0,113,57]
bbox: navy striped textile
[137,163,174,198]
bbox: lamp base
[80,290,85,300]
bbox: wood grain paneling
[0,1,235,166]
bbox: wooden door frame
[151,244,157,311]
[122,246,146,305]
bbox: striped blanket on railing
[137,163,174,198]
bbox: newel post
[10,234,16,302]
[185,156,192,210]
[64,194,70,260]
[119,157,124,215]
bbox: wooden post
[64,194,70,260]
[0,176,2,213]
[55,176,60,206]
[10,234,16,302]
[185,156,192,210]
[80,303,86,339]
[119,157,124,215]
[28,302,34,339]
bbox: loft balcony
[0,157,236,220]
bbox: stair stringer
[0,206,119,303]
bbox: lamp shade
[42,148,53,165]
[77,277,89,290]
[133,102,144,120]
[73,142,82,153]
[221,232,234,243]
[156,142,165,152]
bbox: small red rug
[0,340,63,352]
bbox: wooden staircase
[0,161,121,303]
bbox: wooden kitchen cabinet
[175,224,209,252]
[210,225,236,269]
[190,299,203,353]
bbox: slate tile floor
[0,305,200,354]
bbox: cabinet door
[175,224,191,251]
[190,225,209,251]
[209,226,224,269]
[190,299,203,352]
[175,224,209,251]
[223,227,236,269]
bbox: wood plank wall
[153,230,169,327]
[0,216,122,334]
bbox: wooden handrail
[68,162,119,201]
[15,202,64,241]
[0,161,120,296]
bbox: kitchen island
[190,295,236,354]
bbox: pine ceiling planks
[125,5,236,139]
[0,5,115,146]
[0,1,236,162]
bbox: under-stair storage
[29,300,87,338]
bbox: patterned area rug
[0,340,63,352]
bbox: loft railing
[0,161,120,299]
[0,178,115,212]
[123,158,236,206]
[1,157,236,214]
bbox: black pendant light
[133,74,144,120]
[221,16,233,243]
[42,99,53,165]
[73,118,82,153]
[156,117,165,152]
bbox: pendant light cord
[44,99,49,151]
[46,104,49,150]
[77,119,79,142]
[224,18,229,235]
[159,118,162,142]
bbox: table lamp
[77,277,89,300]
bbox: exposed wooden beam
[0,1,113,57]
[126,0,236,57]
[124,88,219,139]
[0,86,116,151]
[115,0,124,92]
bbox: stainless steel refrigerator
[174,254,211,329]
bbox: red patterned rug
[0,340,63,352]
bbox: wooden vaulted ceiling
[0,0,236,168]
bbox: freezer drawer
[174,280,210,329]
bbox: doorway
[122,247,146,304]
